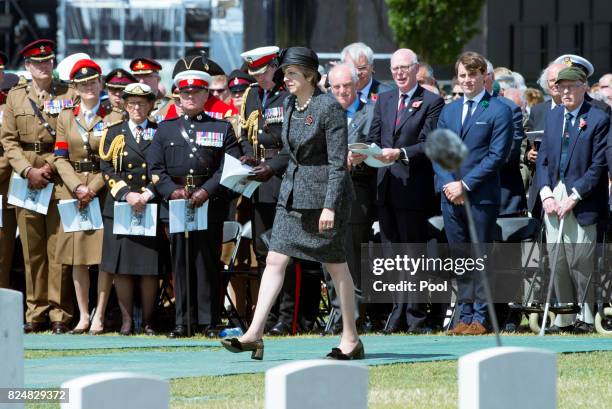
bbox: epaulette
[105,119,124,129]
[11,82,28,90]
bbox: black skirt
[100,216,170,276]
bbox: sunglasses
[452,92,464,97]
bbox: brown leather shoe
[448,321,471,335]
[463,321,488,335]
[51,322,68,335]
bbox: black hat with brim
[175,50,225,77]
[278,47,320,81]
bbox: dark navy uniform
[148,112,241,330]
[99,120,169,276]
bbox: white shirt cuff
[540,186,554,201]
[571,187,582,201]
[401,148,409,164]
[461,180,471,191]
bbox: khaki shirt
[0,80,77,176]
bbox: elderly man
[522,62,567,217]
[352,48,444,333]
[597,73,612,107]
[341,42,392,104]
[321,63,376,333]
[536,67,609,333]
[417,63,436,87]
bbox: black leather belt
[171,174,209,188]
[260,146,280,160]
[71,160,100,173]
[21,142,54,153]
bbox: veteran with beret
[147,68,241,337]
[1,39,77,334]
[97,82,168,335]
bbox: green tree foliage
[385,0,486,64]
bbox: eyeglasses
[390,63,417,73]
[556,83,584,92]
[209,88,227,94]
[452,92,464,97]
[125,101,149,108]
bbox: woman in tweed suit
[222,47,363,360]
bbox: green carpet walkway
[24,335,612,388]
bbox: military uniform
[1,40,77,328]
[148,106,241,331]
[99,117,169,276]
[0,64,19,288]
[51,102,113,265]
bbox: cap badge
[39,46,46,52]
[234,78,239,85]
[246,57,253,63]
[187,79,194,85]
[117,71,123,78]
[81,67,88,74]
[563,57,572,67]
[136,61,145,69]
[134,85,144,94]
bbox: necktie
[395,94,408,126]
[84,111,93,126]
[559,112,573,181]
[135,126,143,144]
[262,90,269,108]
[358,91,364,103]
[462,100,474,128]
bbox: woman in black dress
[98,83,167,335]
[222,47,363,360]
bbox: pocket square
[475,121,489,125]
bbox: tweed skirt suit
[268,91,355,263]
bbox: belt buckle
[74,161,81,172]
[33,142,41,153]
[259,145,266,162]
[186,174,195,189]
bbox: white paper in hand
[168,199,208,233]
[113,202,158,236]
[57,198,103,233]
[7,172,54,214]
[220,154,261,198]
[348,142,393,168]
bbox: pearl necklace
[294,95,313,112]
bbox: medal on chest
[195,131,224,147]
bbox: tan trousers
[0,207,17,288]
[544,182,596,326]
[16,200,73,323]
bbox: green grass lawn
[24,344,612,409]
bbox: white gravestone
[265,360,368,409]
[60,372,169,409]
[459,347,556,409]
[0,289,24,409]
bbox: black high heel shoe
[326,339,365,360]
[220,338,264,360]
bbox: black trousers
[379,206,430,329]
[171,224,222,326]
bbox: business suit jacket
[271,90,354,211]
[536,101,609,226]
[435,92,513,205]
[366,84,444,209]
[367,78,393,103]
[497,96,527,215]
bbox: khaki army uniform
[0,102,18,288]
[48,104,121,266]
[1,80,77,324]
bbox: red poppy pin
[305,115,314,125]
[412,100,423,109]
[579,117,587,130]
[371,94,378,102]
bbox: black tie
[559,112,573,181]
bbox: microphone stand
[462,193,502,347]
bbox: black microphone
[424,129,468,171]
